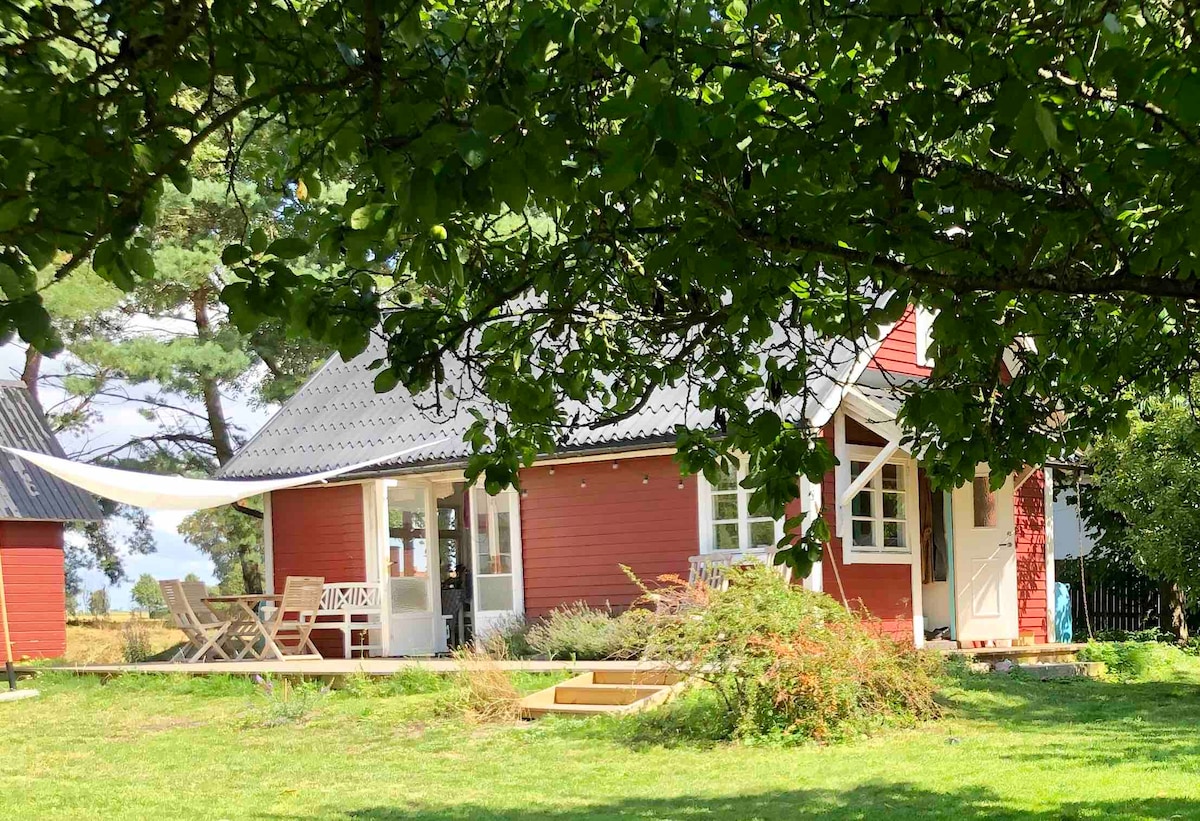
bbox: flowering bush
[525,602,653,660]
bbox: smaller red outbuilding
[0,382,102,661]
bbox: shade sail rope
[0,439,449,511]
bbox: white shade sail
[0,440,448,511]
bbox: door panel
[469,486,523,637]
[385,483,443,655]
[953,472,1017,642]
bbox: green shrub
[1078,640,1180,680]
[525,603,653,660]
[479,615,535,659]
[120,621,153,663]
[245,675,329,727]
[643,565,942,743]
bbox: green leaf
[457,130,490,169]
[221,244,252,265]
[475,105,519,136]
[350,206,374,230]
[265,237,312,259]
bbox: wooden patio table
[203,594,281,660]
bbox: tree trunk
[191,290,236,466]
[192,288,259,592]
[21,346,42,404]
[1159,580,1189,643]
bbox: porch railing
[314,582,384,658]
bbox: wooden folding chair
[256,576,325,660]
[160,579,232,662]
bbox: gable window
[846,446,915,561]
[701,464,783,552]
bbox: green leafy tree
[10,3,1200,573]
[130,573,166,616]
[1085,399,1200,641]
[87,589,110,619]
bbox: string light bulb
[580,478,587,488]
[677,479,684,489]
[642,475,649,485]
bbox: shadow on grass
[271,783,1200,820]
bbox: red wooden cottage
[220,308,1058,656]
[0,382,102,660]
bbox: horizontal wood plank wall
[270,485,366,658]
[519,456,698,617]
[868,307,932,378]
[1015,470,1049,642]
[0,521,66,660]
[818,427,914,641]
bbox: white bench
[265,582,383,658]
[687,549,792,591]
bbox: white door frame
[371,477,446,656]
[469,485,525,638]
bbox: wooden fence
[1056,560,1162,638]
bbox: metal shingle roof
[220,330,872,480]
[0,382,103,521]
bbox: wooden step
[518,669,687,718]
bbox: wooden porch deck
[17,658,669,679]
[16,644,1085,680]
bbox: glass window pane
[883,521,906,549]
[389,577,428,613]
[714,467,738,491]
[712,493,738,521]
[438,506,457,531]
[852,520,874,547]
[882,491,905,520]
[973,477,997,527]
[477,576,514,612]
[714,522,739,550]
[748,494,771,519]
[748,520,775,549]
[388,485,429,579]
[851,490,873,517]
[882,463,903,490]
[850,460,868,481]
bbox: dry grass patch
[63,619,184,664]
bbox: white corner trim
[802,475,824,593]
[914,307,936,368]
[833,411,850,545]
[1044,466,1056,642]
[262,492,274,595]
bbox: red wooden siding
[868,307,932,378]
[819,427,914,642]
[519,456,699,617]
[0,521,66,660]
[270,485,367,658]
[1015,469,1049,642]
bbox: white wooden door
[384,482,444,655]
[469,486,523,638]
[953,471,1018,642]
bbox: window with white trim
[702,464,783,552]
[848,451,911,555]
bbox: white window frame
[843,445,920,565]
[697,460,785,554]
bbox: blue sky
[0,341,276,609]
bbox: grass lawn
[3,661,1200,820]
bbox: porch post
[943,489,957,643]
[1044,467,1056,643]
[262,492,274,595]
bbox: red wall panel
[0,521,66,660]
[270,485,367,657]
[519,456,698,617]
[1015,469,1049,642]
[868,307,932,378]
[818,428,915,642]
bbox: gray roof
[220,324,875,480]
[0,382,102,521]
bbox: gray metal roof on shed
[219,327,874,481]
[0,382,102,521]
